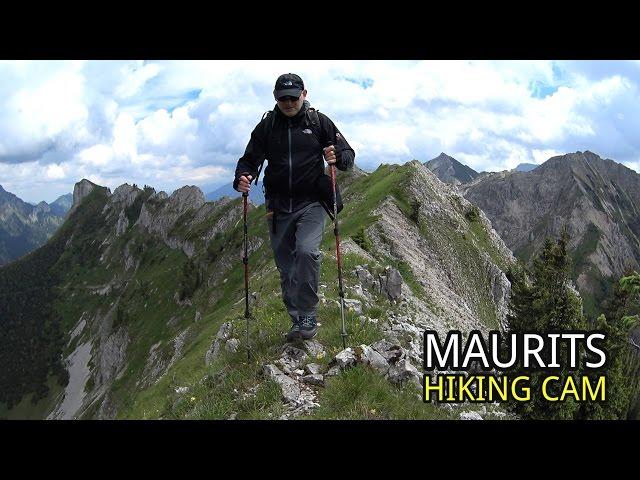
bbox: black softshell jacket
[233,100,355,213]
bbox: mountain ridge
[0,162,514,420]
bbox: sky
[1,60,640,203]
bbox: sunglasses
[277,95,300,102]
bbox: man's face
[276,89,307,117]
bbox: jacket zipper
[288,119,292,213]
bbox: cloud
[1,60,640,203]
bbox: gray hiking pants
[267,201,327,321]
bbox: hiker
[233,73,355,341]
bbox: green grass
[312,366,451,420]
[571,223,602,278]
[321,163,413,251]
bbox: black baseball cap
[273,73,304,100]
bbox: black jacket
[233,100,355,213]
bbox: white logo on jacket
[302,128,312,134]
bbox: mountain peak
[70,179,110,214]
[168,185,206,214]
[514,163,538,172]
[425,153,479,185]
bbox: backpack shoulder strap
[261,110,273,136]
[254,111,274,185]
[306,107,327,147]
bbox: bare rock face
[109,184,143,209]
[67,178,111,217]
[331,348,357,369]
[115,210,129,236]
[425,152,480,185]
[305,363,324,375]
[72,179,98,209]
[262,364,301,404]
[463,150,640,304]
[278,345,308,374]
[302,374,324,386]
[169,186,206,214]
[365,161,514,335]
[355,265,376,291]
[205,322,234,366]
[355,344,390,375]
[134,185,214,258]
[460,411,483,420]
[380,266,403,302]
[329,341,421,391]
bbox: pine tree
[584,271,640,419]
[506,232,587,419]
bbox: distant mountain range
[0,186,72,265]
[205,181,265,205]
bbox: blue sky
[1,60,639,203]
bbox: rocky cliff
[462,150,640,315]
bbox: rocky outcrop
[328,341,422,391]
[68,179,110,217]
[135,185,207,257]
[205,322,234,366]
[72,179,98,208]
[360,162,514,336]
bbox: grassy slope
[111,166,456,419]
[113,162,508,419]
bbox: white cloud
[115,61,162,99]
[78,144,113,167]
[1,60,640,203]
[44,163,67,180]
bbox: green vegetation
[571,223,601,277]
[313,366,449,420]
[0,186,110,408]
[506,234,640,419]
[351,227,373,252]
[409,197,421,224]
[464,205,480,223]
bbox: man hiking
[233,73,355,341]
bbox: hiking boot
[285,318,302,342]
[298,315,318,340]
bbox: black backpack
[254,107,343,220]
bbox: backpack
[254,107,343,220]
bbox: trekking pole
[242,191,251,360]
[328,149,348,349]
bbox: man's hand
[236,174,253,193]
[323,145,337,165]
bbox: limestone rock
[460,411,483,420]
[225,338,240,353]
[302,374,325,386]
[262,364,300,404]
[305,363,324,375]
[332,348,356,369]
